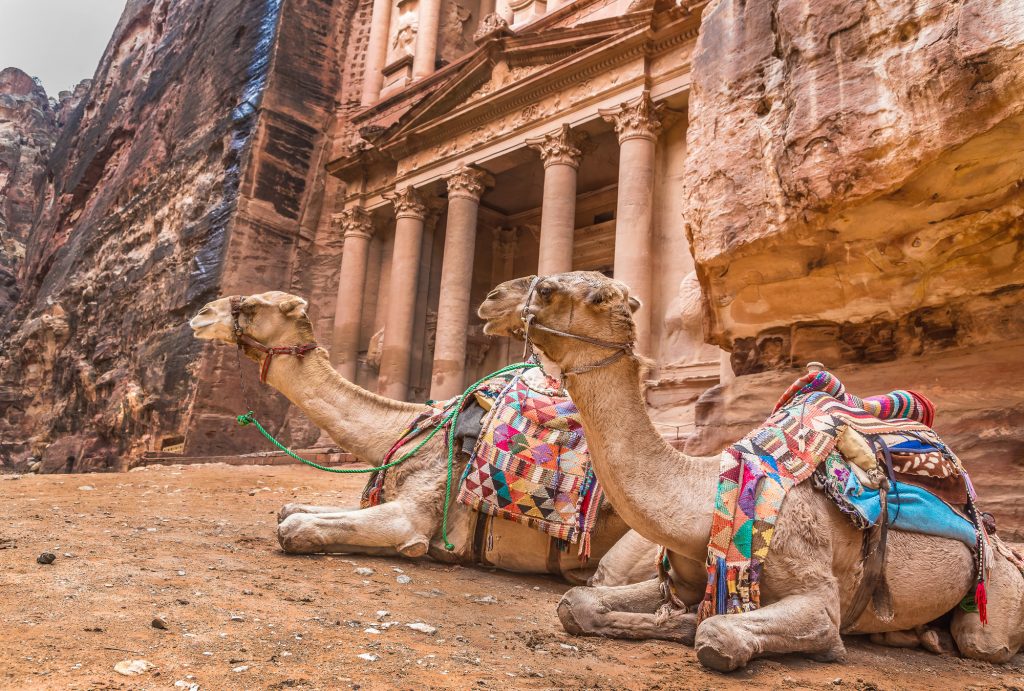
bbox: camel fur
[477,271,1024,670]
[190,290,653,584]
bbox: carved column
[378,187,428,400]
[413,0,442,79]
[600,92,663,352]
[361,0,394,105]
[430,166,494,400]
[331,208,375,380]
[527,124,587,275]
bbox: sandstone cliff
[0,0,356,471]
[683,0,1024,538]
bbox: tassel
[578,532,591,562]
[975,581,988,625]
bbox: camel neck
[262,349,428,462]
[565,357,718,557]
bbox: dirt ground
[1,464,1022,691]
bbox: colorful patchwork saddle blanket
[697,369,990,624]
[457,370,603,559]
[361,364,603,559]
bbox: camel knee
[695,617,756,672]
[558,587,604,637]
[277,514,325,554]
[952,612,1017,664]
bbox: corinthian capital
[445,165,494,201]
[383,186,428,220]
[599,91,664,143]
[526,124,589,169]
[332,207,374,240]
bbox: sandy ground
[1,463,1022,691]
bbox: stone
[354,567,375,576]
[357,652,380,661]
[406,622,437,634]
[151,616,169,630]
[36,552,56,565]
[232,665,250,673]
[114,660,154,676]
[396,574,412,585]
[230,615,245,622]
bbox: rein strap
[230,296,319,384]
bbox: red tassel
[975,581,988,625]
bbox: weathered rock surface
[0,0,357,471]
[683,0,1024,536]
[0,69,86,315]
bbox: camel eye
[538,285,554,299]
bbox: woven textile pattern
[457,373,603,558]
[698,371,951,623]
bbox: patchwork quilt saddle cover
[457,370,603,559]
[698,369,992,624]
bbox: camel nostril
[486,289,501,300]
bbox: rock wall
[0,0,357,471]
[683,0,1024,537]
[0,69,86,315]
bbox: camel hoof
[278,503,305,523]
[277,514,316,553]
[694,617,755,671]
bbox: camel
[477,271,1024,670]
[189,289,656,586]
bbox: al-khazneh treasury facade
[321,0,719,429]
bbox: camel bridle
[519,275,635,376]
[229,296,319,384]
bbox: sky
[0,0,127,96]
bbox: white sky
[0,0,127,96]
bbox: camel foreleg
[278,503,357,522]
[277,500,437,558]
[558,578,697,644]
[694,588,845,672]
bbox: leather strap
[230,297,319,383]
[842,478,892,631]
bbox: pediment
[384,13,650,143]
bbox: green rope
[237,361,539,550]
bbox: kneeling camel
[190,290,656,585]
[477,271,1024,670]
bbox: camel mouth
[189,310,227,340]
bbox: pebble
[375,610,389,620]
[78,485,95,491]
[243,589,254,595]
[151,616,169,630]
[230,615,245,622]
[832,679,843,686]
[176,570,186,576]
[364,627,381,634]
[114,660,154,676]
[396,575,412,585]
[357,653,379,661]
[36,552,56,565]
[353,567,374,576]
[472,595,498,604]
[232,665,250,673]
[174,682,200,691]
[406,622,437,635]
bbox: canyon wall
[0,0,355,471]
[683,0,1024,538]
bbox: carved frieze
[526,123,590,169]
[383,186,428,219]
[445,165,494,200]
[493,225,521,259]
[599,91,665,143]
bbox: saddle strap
[841,482,892,631]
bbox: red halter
[230,297,319,383]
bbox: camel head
[478,271,641,372]
[190,291,314,359]
[478,275,538,339]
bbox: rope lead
[236,362,539,551]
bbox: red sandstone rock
[683,0,1024,536]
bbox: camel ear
[278,296,308,318]
[627,296,642,313]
